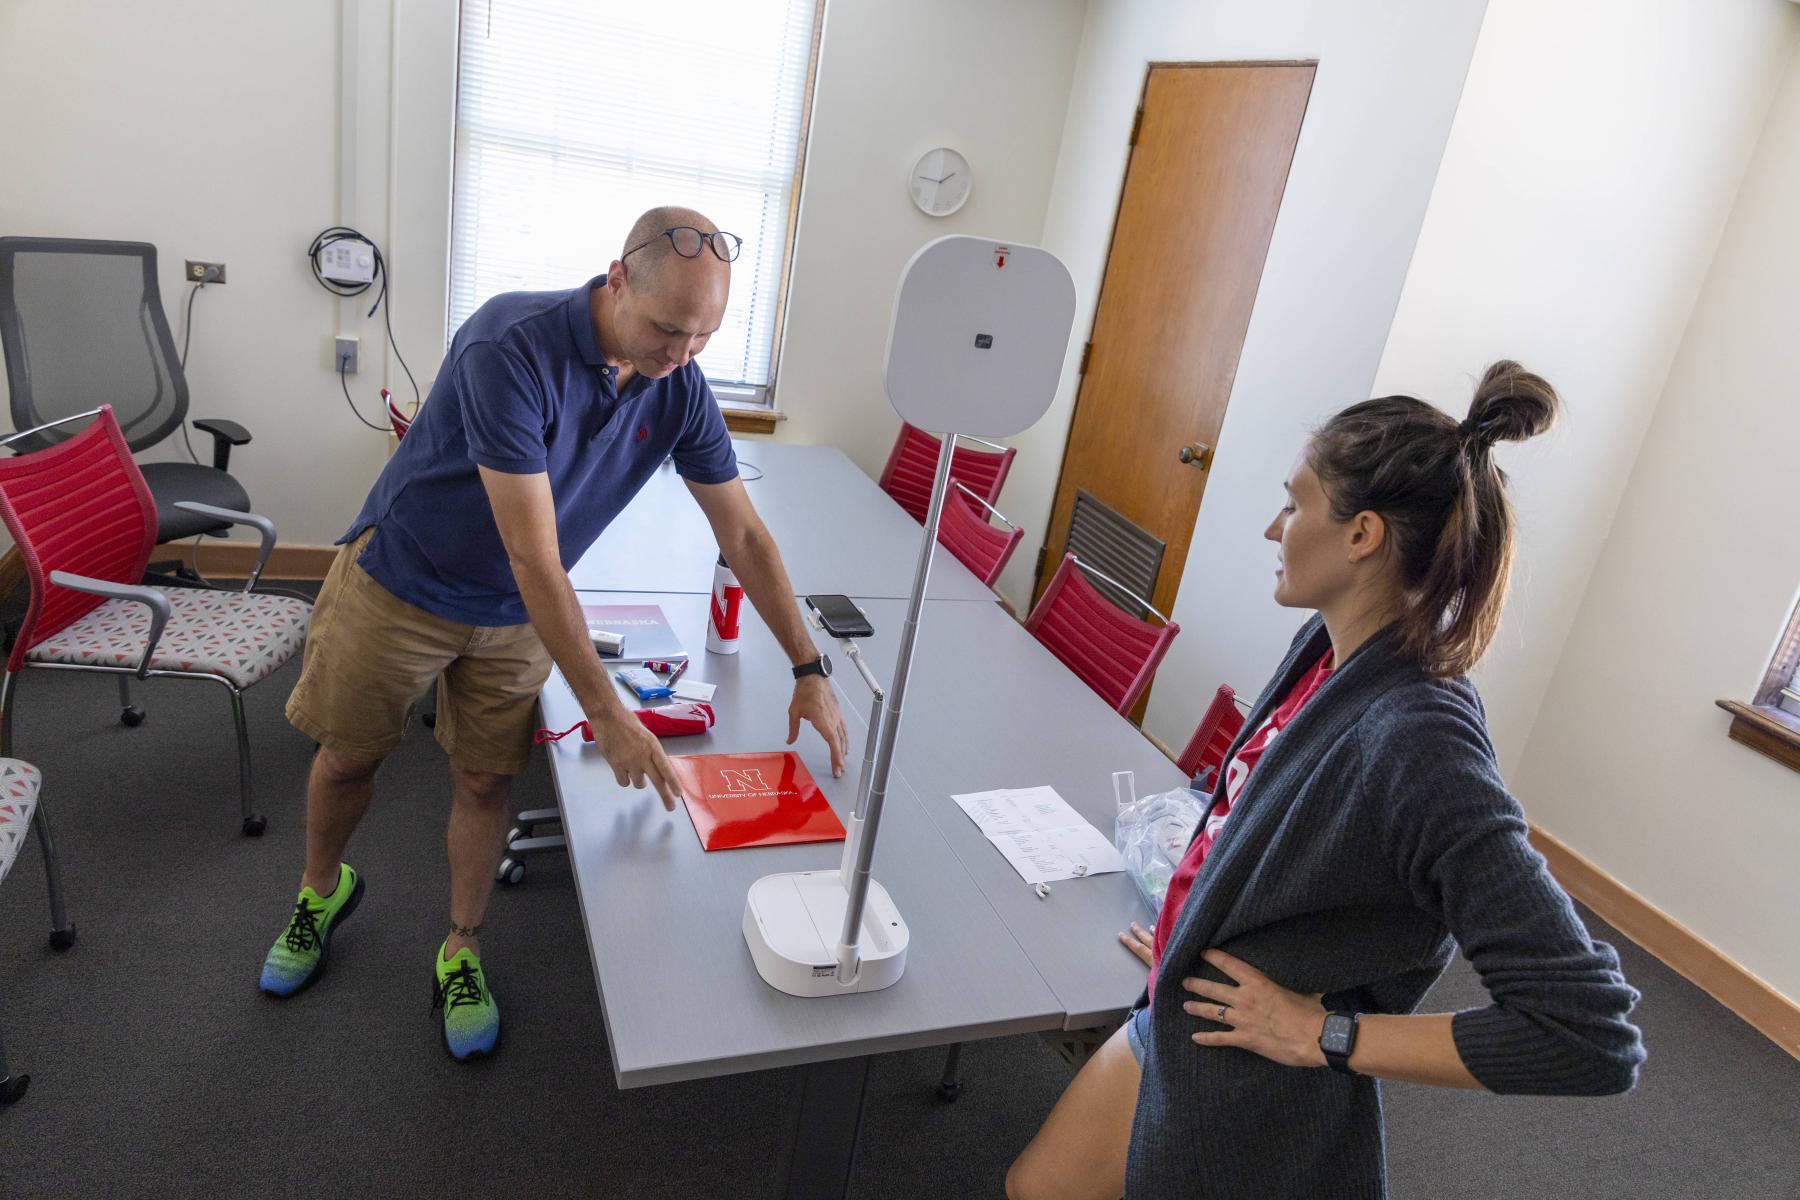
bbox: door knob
[1177,442,1213,470]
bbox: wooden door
[1036,64,1314,683]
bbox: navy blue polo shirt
[341,275,738,626]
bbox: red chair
[936,484,1024,589]
[0,406,312,860]
[1177,684,1247,787]
[1023,553,1179,716]
[382,387,413,440]
[878,423,1016,523]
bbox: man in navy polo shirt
[259,206,848,1061]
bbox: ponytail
[1308,361,1560,677]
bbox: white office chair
[0,757,45,1106]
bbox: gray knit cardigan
[1127,617,1645,1198]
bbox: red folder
[669,752,846,851]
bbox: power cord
[340,357,389,431]
[176,281,205,464]
[307,226,422,428]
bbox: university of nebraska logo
[720,768,771,793]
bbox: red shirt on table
[1148,650,1335,997]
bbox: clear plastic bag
[1113,775,1210,912]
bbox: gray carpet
[2,641,1797,1198]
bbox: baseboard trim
[163,541,337,581]
[1527,824,1800,1061]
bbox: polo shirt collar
[568,274,608,366]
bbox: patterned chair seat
[26,589,311,690]
[0,759,41,885]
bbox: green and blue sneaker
[258,863,365,997]
[433,942,500,1061]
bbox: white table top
[540,592,1065,1088]
[814,596,1187,1029]
[567,440,998,602]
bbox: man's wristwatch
[793,654,832,681]
[1319,1011,1360,1074]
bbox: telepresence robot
[742,236,1077,997]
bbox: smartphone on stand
[805,594,874,639]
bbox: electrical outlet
[185,260,227,284]
[335,335,359,375]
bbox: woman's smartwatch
[1319,1011,1360,1074]
[792,654,832,681]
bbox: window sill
[1715,699,1800,775]
[721,405,785,435]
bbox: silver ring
[1215,1004,1229,1022]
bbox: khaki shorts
[285,529,553,775]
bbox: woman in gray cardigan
[1008,362,1644,1200]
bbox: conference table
[567,439,998,602]
[542,442,1186,1197]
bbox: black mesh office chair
[0,237,252,543]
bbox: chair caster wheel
[0,1074,29,1105]
[936,1081,962,1103]
[48,925,76,952]
[496,857,525,886]
[506,826,528,847]
[242,815,268,837]
[120,706,146,727]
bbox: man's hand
[786,675,848,777]
[588,708,683,811]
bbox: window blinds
[450,0,819,392]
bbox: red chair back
[936,489,1023,588]
[0,406,157,671]
[1176,684,1246,782]
[1024,553,1179,716]
[877,423,1016,523]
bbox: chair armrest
[46,571,171,678]
[172,502,277,591]
[192,418,252,471]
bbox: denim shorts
[1125,1005,1151,1066]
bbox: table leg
[777,1054,871,1200]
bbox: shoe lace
[283,897,323,954]
[434,961,486,1011]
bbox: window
[1757,598,1800,719]
[449,0,824,403]
[1716,593,1800,775]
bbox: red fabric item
[534,702,716,745]
[1148,651,1335,997]
[634,701,715,737]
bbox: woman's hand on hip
[1181,948,1328,1068]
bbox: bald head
[599,205,732,380]
[620,205,730,296]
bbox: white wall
[1511,40,1800,1003]
[768,0,1086,475]
[992,0,1494,747]
[0,0,456,546]
[1371,0,1799,773]
[0,0,1079,544]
